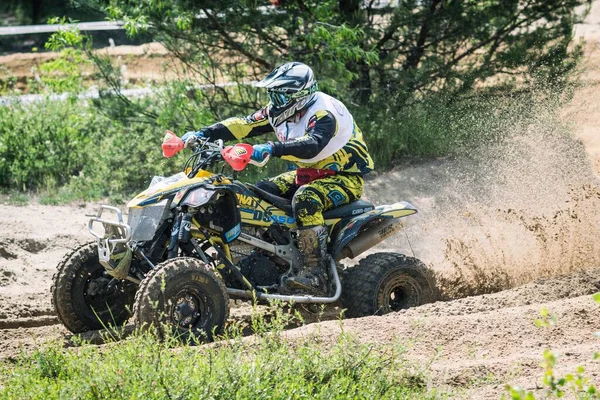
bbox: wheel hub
[388,287,407,311]
[383,276,420,312]
[84,275,112,300]
[173,295,200,327]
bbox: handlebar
[192,138,224,153]
[249,154,270,167]
[163,130,271,174]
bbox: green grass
[0,308,443,399]
[0,189,29,206]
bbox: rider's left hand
[251,143,273,162]
[182,129,208,148]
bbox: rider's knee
[292,187,325,226]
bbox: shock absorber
[179,212,192,243]
[167,214,182,259]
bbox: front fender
[331,202,417,259]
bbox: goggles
[268,91,293,108]
[267,84,317,109]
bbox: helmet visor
[268,91,293,109]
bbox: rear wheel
[51,241,136,333]
[133,257,229,343]
[342,252,438,318]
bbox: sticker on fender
[252,210,295,225]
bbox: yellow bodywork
[236,193,298,229]
[125,168,416,265]
[127,170,230,208]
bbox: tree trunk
[349,60,372,105]
[339,0,372,105]
[403,0,442,71]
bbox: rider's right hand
[182,130,208,148]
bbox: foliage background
[0,0,592,201]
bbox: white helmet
[256,62,318,126]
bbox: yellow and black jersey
[202,92,374,175]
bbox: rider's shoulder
[313,92,348,110]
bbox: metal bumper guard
[88,205,133,280]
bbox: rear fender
[330,202,417,259]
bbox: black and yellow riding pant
[255,170,364,227]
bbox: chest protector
[269,92,354,164]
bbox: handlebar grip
[249,154,271,167]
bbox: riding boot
[286,225,328,294]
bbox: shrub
[0,99,99,190]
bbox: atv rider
[182,62,374,294]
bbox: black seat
[247,184,374,220]
[322,199,374,219]
[247,184,293,215]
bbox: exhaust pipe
[336,219,403,260]
[226,257,342,304]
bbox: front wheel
[51,241,137,333]
[133,257,229,343]
[341,252,438,318]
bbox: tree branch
[402,0,442,70]
[201,8,273,70]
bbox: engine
[238,255,282,288]
[226,226,291,289]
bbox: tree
[56,0,591,166]
[76,0,590,106]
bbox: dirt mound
[0,246,16,260]
[282,269,600,398]
[408,269,600,316]
[0,236,83,259]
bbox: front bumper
[89,205,133,279]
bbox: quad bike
[52,131,437,341]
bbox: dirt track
[285,271,600,398]
[1,202,600,398]
[0,42,176,92]
[3,6,600,400]
[0,204,91,355]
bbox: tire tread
[51,241,134,333]
[341,252,437,318]
[133,257,229,340]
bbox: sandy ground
[284,271,600,398]
[0,42,178,91]
[2,5,600,399]
[1,200,600,399]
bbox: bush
[0,99,99,190]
